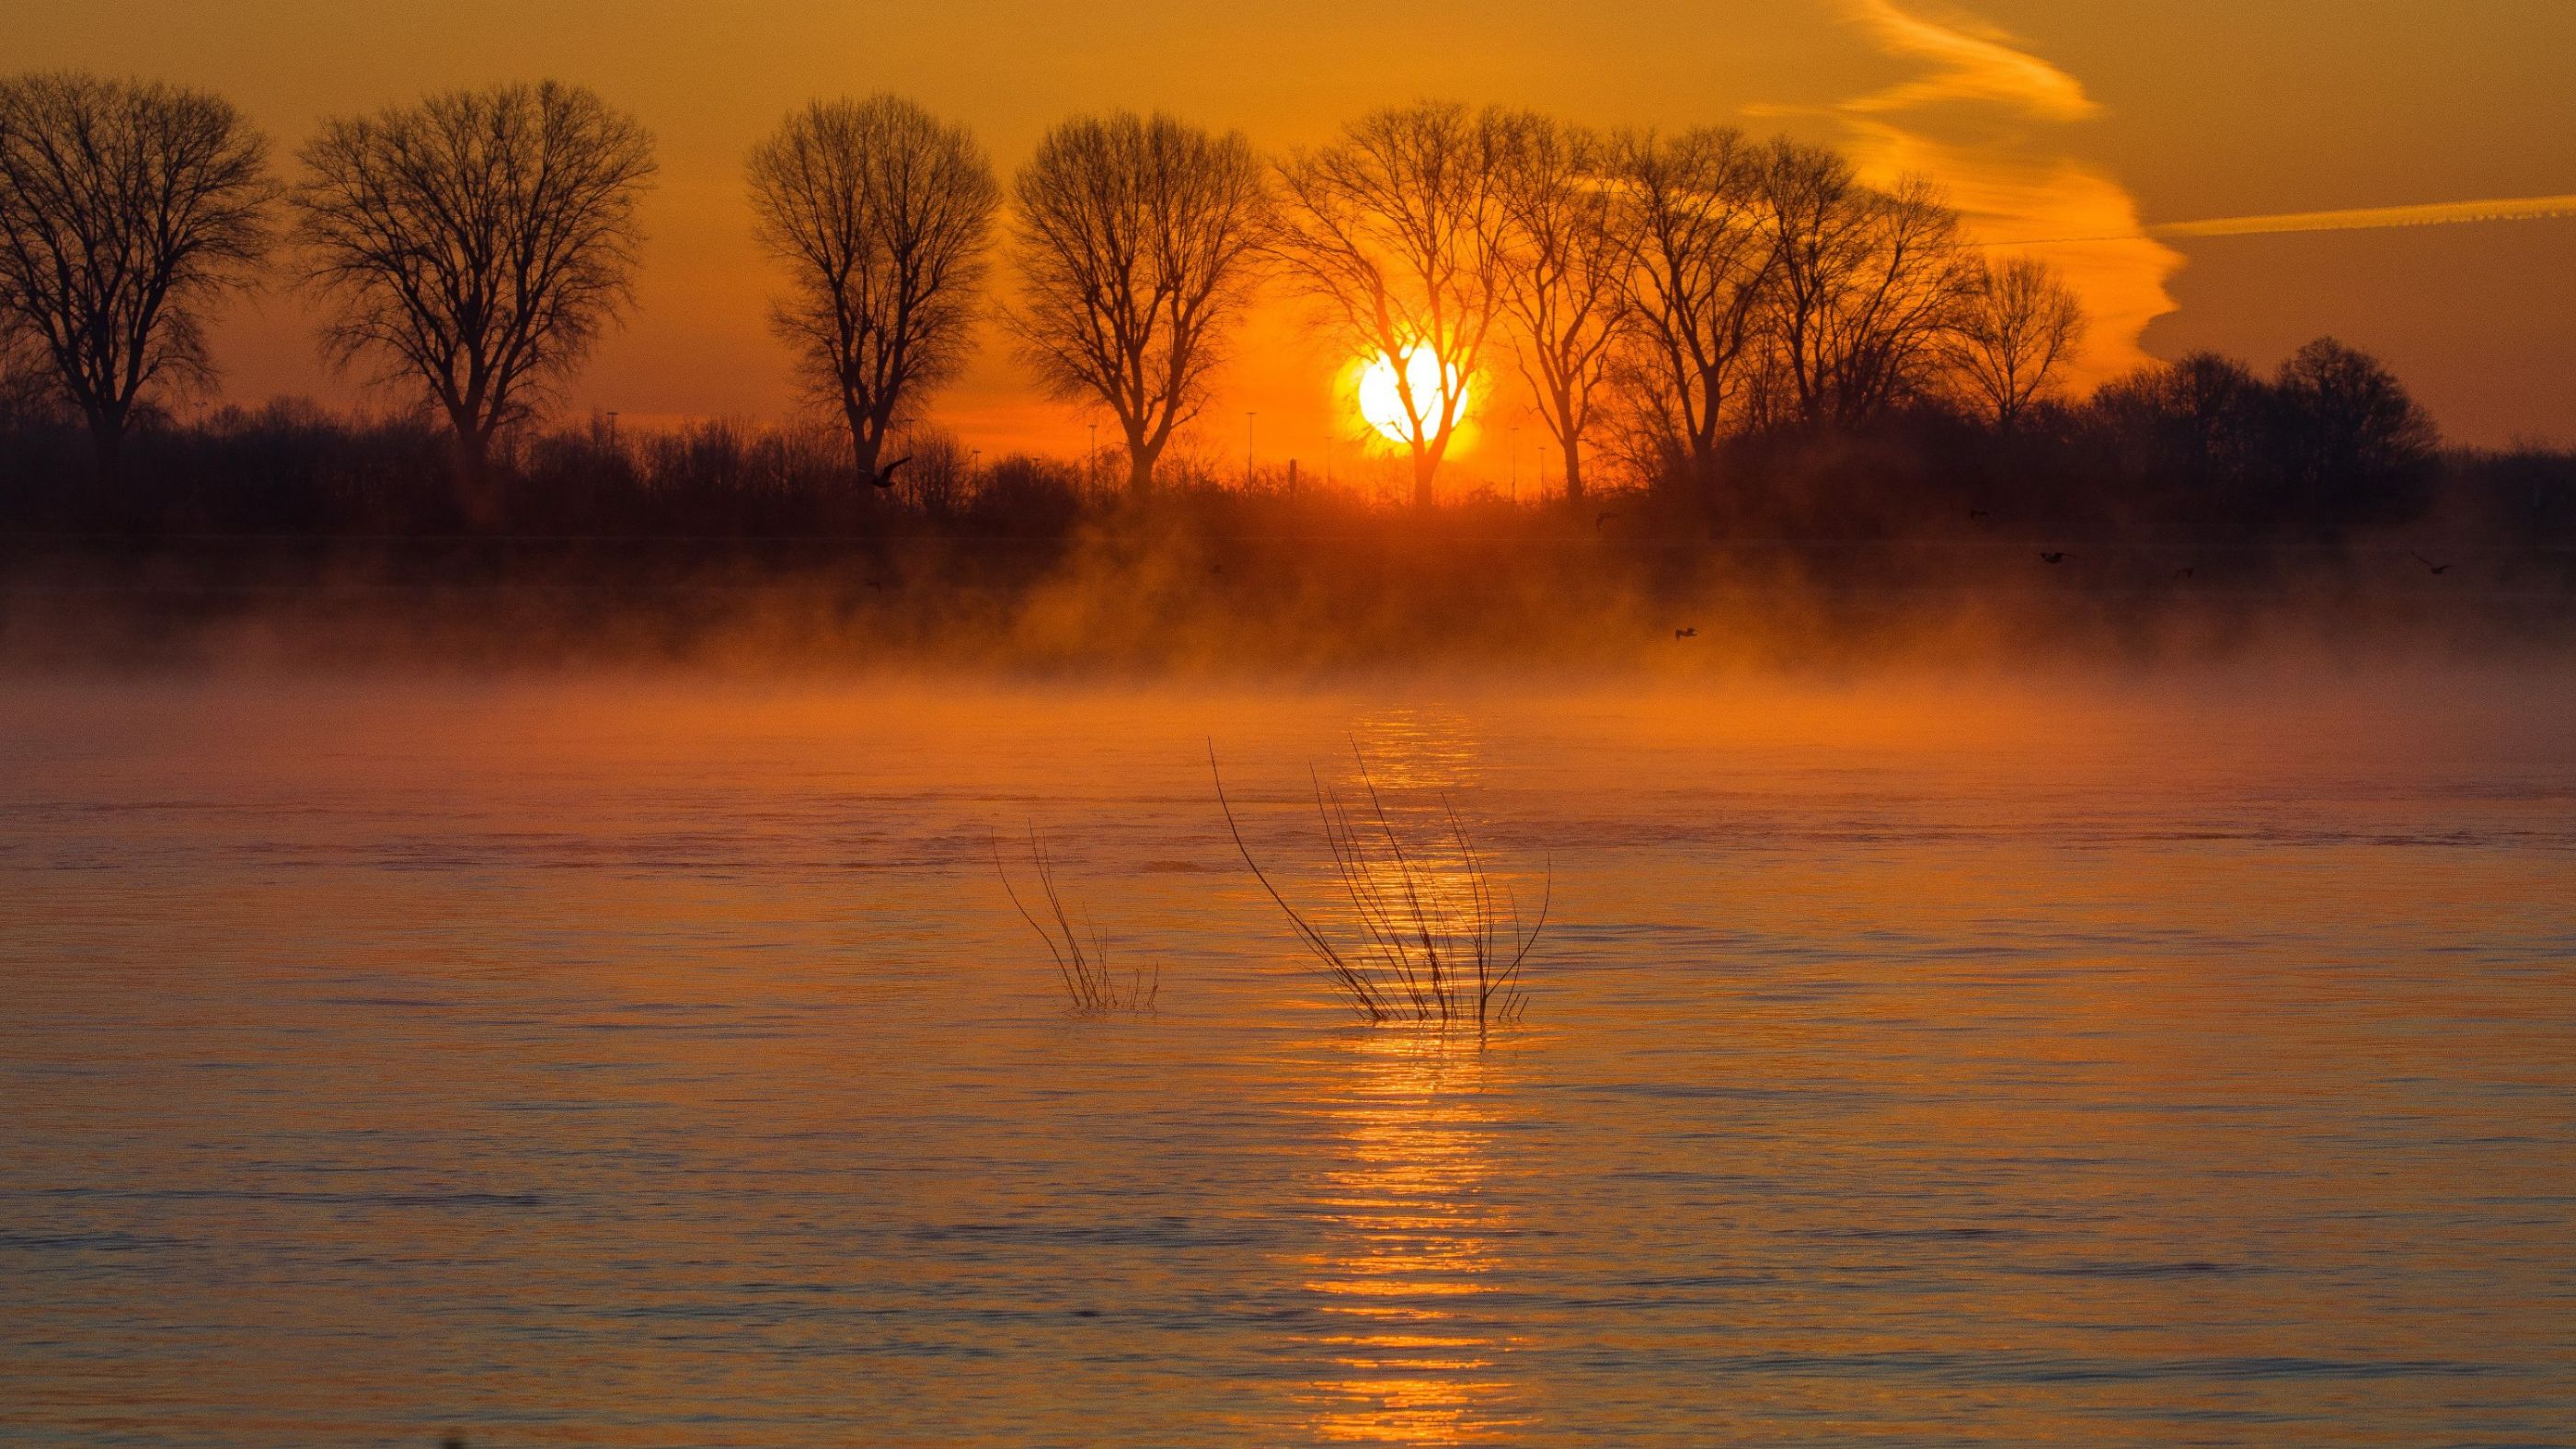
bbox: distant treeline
[1,72,2570,605]
[0,342,2566,553]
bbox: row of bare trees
[741,98,2086,506]
[1274,110,2083,503]
[1,73,2086,511]
[0,73,651,505]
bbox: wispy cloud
[1838,0,2098,121]
[1798,0,2179,382]
[2156,194,2576,238]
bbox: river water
[4,667,2572,1445]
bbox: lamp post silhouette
[1246,411,1257,488]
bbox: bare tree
[1751,142,1975,430]
[294,81,655,500]
[748,96,997,494]
[1609,126,1772,489]
[2271,336,2439,513]
[0,73,273,480]
[1007,112,1266,497]
[0,324,58,423]
[1948,255,2085,431]
[1486,110,1633,502]
[1271,102,1502,507]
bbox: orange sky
[16,0,2574,468]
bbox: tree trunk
[447,419,500,529]
[845,408,882,499]
[1560,436,1584,504]
[1412,449,1437,509]
[1126,447,1156,497]
[86,409,124,487]
[1690,438,1722,509]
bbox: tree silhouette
[748,96,997,495]
[2089,351,2267,495]
[1750,143,1975,430]
[294,81,656,507]
[0,73,273,481]
[1008,112,1266,496]
[1948,255,2086,431]
[1271,101,1503,508]
[1487,110,1633,503]
[0,328,52,422]
[1609,127,1771,492]
[2271,337,2439,529]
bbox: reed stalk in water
[993,828,1159,1014]
[1212,743,1547,1029]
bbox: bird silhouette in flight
[1969,508,1991,521]
[1595,512,1618,533]
[868,455,911,490]
[1673,627,1698,639]
[2040,551,2069,565]
[2173,566,2195,581]
[2409,551,2453,575]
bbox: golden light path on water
[1291,707,1525,1441]
[1299,1035,1524,1443]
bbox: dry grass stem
[993,827,1159,1014]
[1211,742,1547,1029]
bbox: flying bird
[1595,512,1618,533]
[1673,627,1698,640]
[1969,508,1991,521]
[2173,567,2195,581]
[868,454,912,490]
[2409,551,2453,575]
[2040,551,2069,564]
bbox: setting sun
[1356,346,1470,446]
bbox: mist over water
[4,662,2572,1445]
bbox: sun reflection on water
[1294,1032,1531,1443]
[1344,707,1484,793]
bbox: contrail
[1983,194,2576,247]
[2155,193,2576,237]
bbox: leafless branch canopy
[1007,112,1267,495]
[0,71,273,473]
[748,96,997,486]
[293,81,656,485]
[1608,127,1771,484]
[1948,254,2087,431]
[1752,146,1977,431]
[1487,110,1635,501]
[1270,101,1505,506]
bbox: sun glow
[1356,347,1469,446]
